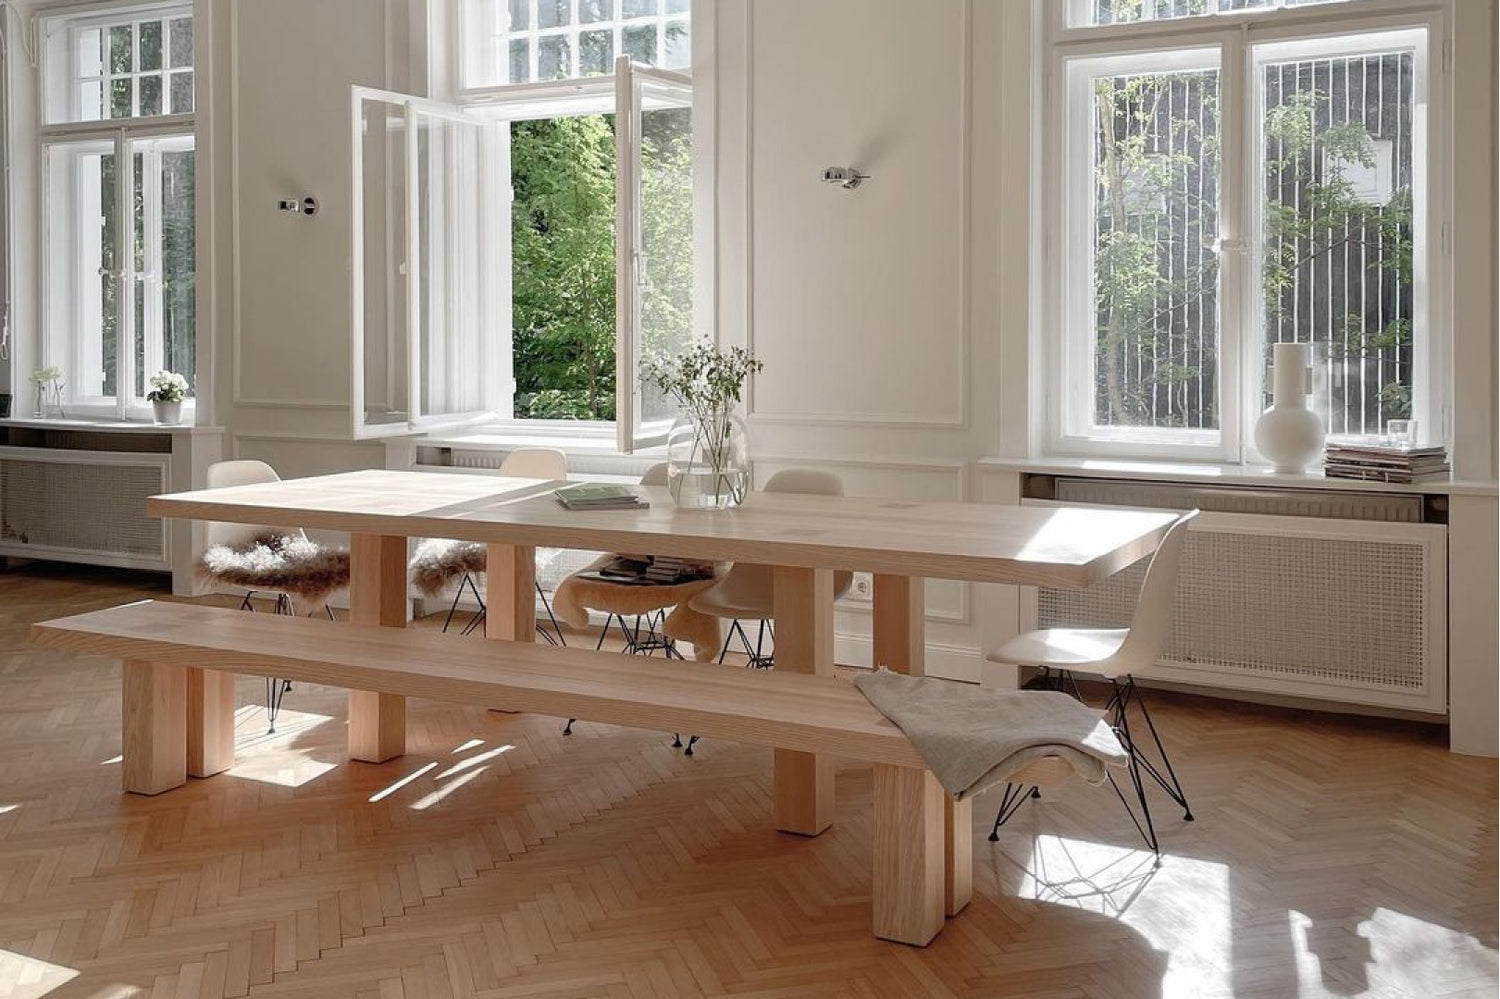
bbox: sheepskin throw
[409,538,487,597]
[198,533,350,608]
[553,554,725,661]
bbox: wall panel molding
[741,0,973,431]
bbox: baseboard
[834,632,981,684]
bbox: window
[351,56,695,451]
[38,3,196,417]
[1046,1,1444,459]
[462,0,689,89]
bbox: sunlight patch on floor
[100,755,122,765]
[435,744,513,779]
[411,767,487,810]
[0,949,79,999]
[1011,833,1232,998]
[225,706,338,787]
[451,738,484,754]
[0,804,17,815]
[1284,906,1500,999]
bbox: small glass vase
[666,411,750,509]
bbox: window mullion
[1220,28,1249,462]
[143,142,164,395]
[113,130,132,419]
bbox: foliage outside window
[1053,2,1437,457]
[39,3,195,417]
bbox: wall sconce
[821,166,869,190]
[277,196,319,217]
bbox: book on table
[578,555,713,587]
[554,483,649,510]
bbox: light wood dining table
[148,468,1178,839]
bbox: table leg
[348,534,408,763]
[187,668,235,778]
[874,573,970,915]
[872,764,945,946]
[873,574,925,675]
[485,543,536,642]
[772,565,835,836]
[122,659,186,795]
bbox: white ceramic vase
[1254,342,1324,474]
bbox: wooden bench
[33,600,1021,947]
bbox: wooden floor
[0,566,1494,999]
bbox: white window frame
[35,1,195,421]
[1039,0,1451,462]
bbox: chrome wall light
[821,166,869,190]
[277,196,319,217]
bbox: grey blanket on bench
[852,670,1128,801]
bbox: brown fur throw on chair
[198,533,350,608]
[553,555,724,661]
[409,539,487,598]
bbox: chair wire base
[443,573,567,647]
[717,618,774,669]
[986,669,1192,860]
[567,610,693,752]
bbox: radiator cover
[1025,498,1447,714]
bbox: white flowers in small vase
[147,370,190,425]
[642,342,763,508]
[29,367,65,419]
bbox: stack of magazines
[578,555,714,586]
[1324,443,1450,484]
[554,483,650,511]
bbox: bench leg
[944,794,973,917]
[773,565,835,836]
[872,764,945,946]
[187,668,236,778]
[349,534,408,763]
[122,660,187,796]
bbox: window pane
[140,20,162,71]
[1087,65,1221,432]
[638,105,694,429]
[44,142,118,400]
[169,71,194,114]
[662,19,689,70]
[465,0,686,87]
[538,35,571,79]
[511,116,617,420]
[358,99,410,427]
[110,77,133,118]
[160,149,196,394]
[509,39,531,83]
[623,24,656,65]
[108,24,132,74]
[139,74,162,117]
[537,0,569,28]
[579,30,612,75]
[168,17,192,68]
[1082,0,1348,27]
[1260,47,1417,439]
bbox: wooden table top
[149,469,1180,588]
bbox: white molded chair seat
[992,628,1129,671]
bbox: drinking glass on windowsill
[1387,420,1418,450]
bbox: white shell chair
[985,509,1200,856]
[407,448,569,643]
[199,460,351,732]
[688,469,854,668]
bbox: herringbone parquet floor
[0,564,1494,999]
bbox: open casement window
[351,61,694,448]
[351,88,498,438]
[615,57,693,452]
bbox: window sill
[978,455,1498,498]
[0,416,223,436]
[417,426,667,473]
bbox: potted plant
[29,367,64,419]
[642,341,763,509]
[147,370,190,425]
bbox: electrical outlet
[849,572,874,601]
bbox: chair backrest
[639,462,669,487]
[204,460,286,550]
[1106,510,1199,677]
[764,468,844,497]
[498,447,568,480]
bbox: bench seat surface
[32,601,926,770]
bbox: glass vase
[666,411,750,509]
